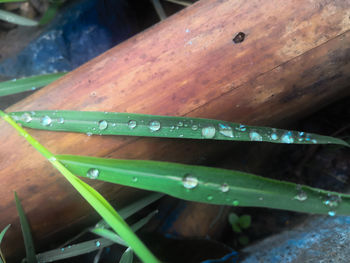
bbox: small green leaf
[14,192,37,263]
[0,73,66,97]
[228,213,239,225]
[119,247,133,263]
[238,215,251,229]
[232,224,242,233]
[0,224,11,263]
[9,110,349,147]
[0,10,38,26]
[39,1,64,25]
[56,155,350,215]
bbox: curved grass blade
[9,110,349,147]
[0,111,160,263]
[0,73,66,97]
[120,247,133,263]
[0,224,11,263]
[14,192,37,263]
[0,10,38,26]
[57,155,350,216]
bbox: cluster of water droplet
[323,194,342,217]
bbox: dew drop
[95,241,101,247]
[41,116,52,126]
[149,120,161,132]
[220,183,229,192]
[182,174,198,189]
[258,197,264,201]
[328,211,336,217]
[191,125,198,131]
[128,120,137,129]
[61,248,65,252]
[201,126,216,138]
[271,133,278,140]
[207,195,213,201]
[132,176,138,182]
[232,200,239,206]
[323,194,341,208]
[281,131,294,144]
[58,117,64,124]
[218,123,234,138]
[177,121,183,127]
[249,131,262,141]
[21,113,32,123]
[98,120,108,130]
[235,124,246,132]
[87,168,99,179]
[311,139,317,144]
[294,191,308,202]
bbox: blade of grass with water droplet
[0,73,66,97]
[0,9,38,26]
[56,154,350,216]
[14,192,37,263]
[120,247,133,263]
[0,111,160,263]
[9,110,349,147]
[0,224,11,263]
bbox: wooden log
[1,0,349,259]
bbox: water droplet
[21,113,32,123]
[177,121,183,127]
[323,194,341,208]
[191,125,198,131]
[207,195,213,201]
[294,191,308,201]
[328,211,336,217]
[281,131,294,144]
[232,200,239,206]
[271,133,278,140]
[182,174,198,189]
[220,183,229,192]
[41,116,52,126]
[218,123,234,138]
[311,139,317,144]
[58,117,64,124]
[258,197,264,201]
[31,86,36,90]
[61,248,65,251]
[201,126,216,138]
[149,120,161,131]
[249,131,262,141]
[87,168,99,179]
[49,157,57,162]
[86,132,92,136]
[98,120,108,130]
[132,177,138,182]
[235,124,246,132]
[95,241,101,247]
[128,120,137,129]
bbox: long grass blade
[36,238,114,262]
[0,111,160,263]
[56,154,350,216]
[9,110,349,147]
[0,224,11,263]
[14,192,37,263]
[95,193,163,229]
[119,247,133,263]
[0,10,38,26]
[91,210,158,246]
[0,73,66,97]
[0,0,26,3]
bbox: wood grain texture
[1,0,349,259]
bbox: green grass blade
[0,9,38,26]
[0,224,11,263]
[0,0,26,3]
[0,73,66,97]
[9,110,349,147]
[0,111,160,263]
[120,247,133,263]
[39,1,64,25]
[36,238,114,262]
[95,193,163,229]
[14,193,37,263]
[56,154,350,216]
[92,210,158,246]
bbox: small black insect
[233,32,246,44]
